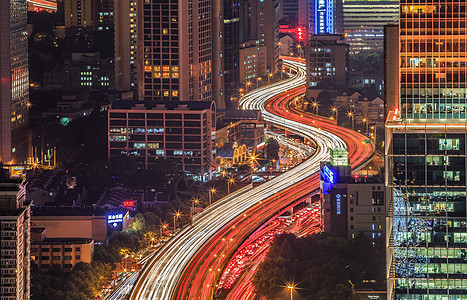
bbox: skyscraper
[0,0,29,163]
[342,0,398,53]
[64,0,94,32]
[386,2,467,299]
[114,0,138,94]
[138,0,213,103]
[0,182,31,300]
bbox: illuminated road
[129,58,374,299]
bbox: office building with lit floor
[0,182,31,300]
[108,101,215,181]
[342,0,398,53]
[0,0,29,163]
[386,2,467,299]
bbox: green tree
[265,138,280,160]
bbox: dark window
[110,120,126,126]
[42,248,50,252]
[64,264,73,268]
[75,247,81,252]
[184,114,201,119]
[110,112,126,118]
[129,120,145,126]
[147,113,163,119]
[166,114,182,119]
[76,255,81,260]
[41,256,50,260]
[64,248,72,252]
[128,113,145,119]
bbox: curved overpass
[129,58,373,299]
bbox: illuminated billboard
[314,0,334,34]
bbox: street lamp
[362,117,369,135]
[331,106,338,122]
[268,72,273,84]
[191,197,200,223]
[209,188,216,205]
[173,211,181,232]
[160,223,168,238]
[347,111,355,130]
[287,284,296,300]
[257,77,262,88]
[312,102,319,115]
[246,81,252,92]
[227,178,234,194]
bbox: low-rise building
[31,208,130,242]
[108,101,215,181]
[30,228,94,272]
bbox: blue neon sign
[323,165,335,184]
[336,194,341,215]
[108,214,123,224]
[314,0,334,34]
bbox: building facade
[238,41,267,83]
[320,160,385,240]
[114,0,138,94]
[0,182,31,300]
[64,0,94,31]
[108,101,215,180]
[342,0,398,53]
[0,0,29,164]
[31,233,94,272]
[386,2,467,299]
[138,0,213,103]
[305,34,348,90]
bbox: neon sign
[123,200,134,207]
[108,214,123,224]
[323,165,335,184]
[314,0,334,34]
[336,194,341,215]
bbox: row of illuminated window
[395,279,467,291]
[404,58,467,69]
[110,142,204,149]
[401,103,467,116]
[110,120,204,128]
[394,231,467,245]
[112,149,203,158]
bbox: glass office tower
[386,1,467,299]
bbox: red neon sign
[296,27,304,41]
[123,200,134,207]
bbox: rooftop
[111,100,215,111]
[32,237,93,245]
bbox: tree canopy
[253,233,385,300]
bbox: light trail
[129,58,374,299]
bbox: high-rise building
[96,0,114,31]
[64,0,94,32]
[342,0,398,53]
[114,0,138,94]
[242,0,280,75]
[211,0,225,108]
[0,0,29,164]
[222,0,240,107]
[138,0,213,104]
[305,34,348,91]
[386,2,467,299]
[0,182,31,300]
